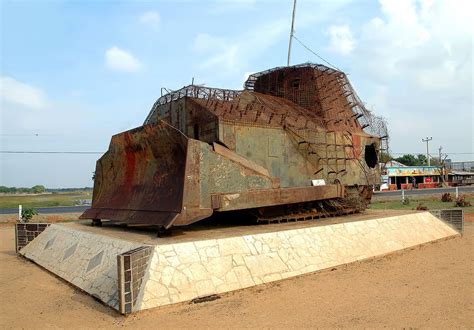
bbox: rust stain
[82,64,387,228]
[123,133,136,188]
[351,135,361,159]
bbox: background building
[386,166,442,190]
[446,160,474,172]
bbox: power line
[391,152,474,155]
[0,151,103,154]
[1,150,472,156]
[292,34,341,71]
[0,134,59,136]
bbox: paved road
[1,186,472,214]
[0,205,89,215]
[373,186,474,198]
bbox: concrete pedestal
[17,211,459,314]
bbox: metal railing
[145,85,242,124]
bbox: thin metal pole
[287,0,297,66]
[422,136,432,166]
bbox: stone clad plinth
[136,212,458,311]
[19,225,144,310]
[17,211,459,314]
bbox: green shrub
[21,208,38,223]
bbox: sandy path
[0,224,472,328]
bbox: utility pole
[422,136,433,166]
[438,145,443,183]
[287,0,297,66]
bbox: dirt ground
[0,222,473,329]
[0,212,82,225]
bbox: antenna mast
[287,0,297,66]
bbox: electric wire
[2,151,472,155]
[292,34,341,71]
[0,151,102,154]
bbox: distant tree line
[382,153,443,166]
[0,185,92,194]
[46,187,93,192]
[0,185,46,194]
[394,154,429,166]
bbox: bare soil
[0,212,81,225]
[0,223,472,329]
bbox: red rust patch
[351,135,361,158]
[123,133,136,188]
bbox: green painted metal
[81,63,383,228]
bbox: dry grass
[0,191,91,209]
[369,193,474,214]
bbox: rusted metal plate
[80,208,178,227]
[80,121,188,227]
[212,184,344,212]
[213,142,272,178]
[170,139,213,227]
[83,64,386,228]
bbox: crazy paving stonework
[18,212,459,314]
[136,212,458,311]
[19,224,146,310]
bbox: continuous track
[256,207,360,224]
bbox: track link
[256,207,359,224]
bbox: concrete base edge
[17,212,459,314]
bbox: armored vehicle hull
[81,63,387,228]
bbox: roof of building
[450,170,474,176]
[385,160,407,167]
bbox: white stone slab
[136,212,458,310]
[18,212,459,313]
[19,224,144,310]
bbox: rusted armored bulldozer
[81,63,388,229]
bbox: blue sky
[1,0,472,188]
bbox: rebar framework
[144,63,388,181]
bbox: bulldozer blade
[80,121,188,228]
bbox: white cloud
[105,46,142,73]
[139,11,160,29]
[354,0,474,81]
[326,25,355,55]
[346,0,473,158]
[0,76,49,110]
[192,33,241,70]
[189,0,354,86]
[0,78,102,145]
[210,0,257,14]
[192,34,227,53]
[191,18,289,80]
